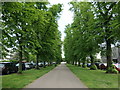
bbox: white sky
[49,0,74,58]
[49,0,74,41]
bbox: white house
[101,47,120,63]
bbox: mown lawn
[1,66,55,88]
[67,64,119,89]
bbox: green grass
[1,66,55,88]
[67,64,119,89]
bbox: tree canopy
[64,1,120,73]
[1,2,62,73]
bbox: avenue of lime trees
[1,2,62,74]
[64,2,120,73]
[1,2,120,74]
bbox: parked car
[38,62,44,67]
[87,63,91,67]
[16,62,26,70]
[0,62,18,74]
[99,63,107,70]
[52,62,56,64]
[25,63,34,69]
[45,62,48,66]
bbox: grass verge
[67,64,119,89]
[1,66,55,88]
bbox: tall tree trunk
[75,59,77,66]
[35,54,39,69]
[16,34,23,74]
[67,61,70,64]
[74,56,77,65]
[78,60,81,66]
[43,61,46,68]
[105,24,112,73]
[90,55,94,66]
[56,59,59,64]
[48,61,50,66]
[18,45,22,74]
[50,61,52,66]
[106,39,112,73]
[72,60,74,65]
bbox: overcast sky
[49,0,74,41]
[49,0,73,41]
[49,0,74,58]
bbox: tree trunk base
[106,69,118,74]
[106,72,118,74]
[35,67,40,70]
[43,66,46,68]
[35,66,40,70]
[17,71,22,74]
[78,64,81,67]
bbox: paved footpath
[24,63,88,88]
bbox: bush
[82,64,87,68]
[107,68,118,74]
[90,65,97,70]
[112,69,118,74]
[78,64,82,67]
[55,64,57,67]
[111,64,116,68]
[106,64,118,74]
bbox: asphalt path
[24,63,88,88]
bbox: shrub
[90,65,97,70]
[82,64,87,68]
[106,64,118,74]
[111,64,116,68]
[112,69,118,74]
[55,64,57,67]
[78,64,82,67]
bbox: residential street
[24,63,88,88]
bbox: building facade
[101,47,120,63]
